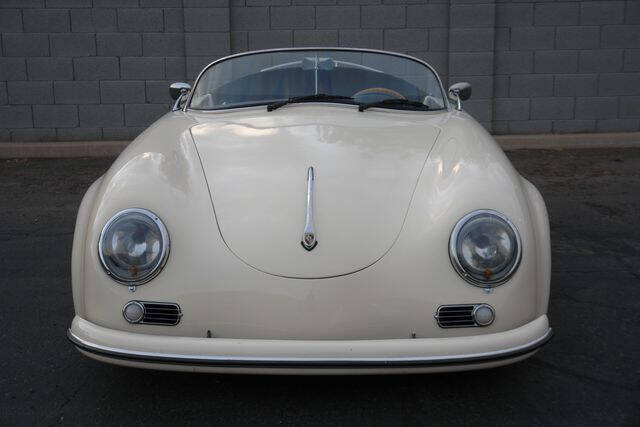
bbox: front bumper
[68,315,552,374]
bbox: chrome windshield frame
[183,47,451,113]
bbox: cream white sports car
[68,48,552,374]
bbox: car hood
[191,106,443,278]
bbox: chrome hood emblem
[301,166,318,251]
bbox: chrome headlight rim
[98,208,170,286]
[449,209,522,288]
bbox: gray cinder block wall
[0,0,638,142]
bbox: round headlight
[449,210,521,287]
[98,208,169,285]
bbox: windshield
[188,49,447,111]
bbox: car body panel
[191,105,442,278]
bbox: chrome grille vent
[140,301,182,326]
[435,304,494,328]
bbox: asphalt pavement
[1,148,639,425]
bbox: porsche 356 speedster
[68,48,552,374]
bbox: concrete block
[118,8,164,32]
[143,33,185,56]
[491,120,509,135]
[54,81,99,104]
[316,6,360,29]
[145,80,173,103]
[0,82,6,105]
[450,4,494,28]
[494,98,529,121]
[361,6,405,29]
[97,33,142,56]
[79,104,124,127]
[406,5,448,28]
[534,2,579,26]
[627,1,640,24]
[184,7,230,32]
[619,96,640,118]
[598,73,640,96]
[554,74,598,97]
[94,0,138,6]
[27,58,73,81]
[185,33,230,56]
[102,127,144,140]
[596,118,639,132]
[0,0,44,6]
[494,51,533,74]
[580,1,625,25]
[449,52,493,76]
[601,25,640,48]
[531,97,574,120]
[534,51,578,74]
[0,106,32,128]
[120,57,165,80]
[463,99,492,123]
[293,30,339,47]
[71,9,117,32]
[125,104,168,126]
[493,75,509,97]
[495,3,532,27]
[140,0,183,6]
[553,120,595,134]
[449,28,493,52]
[0,58,27,80]
[579,50,623,73]
[8,81,53,105]
[3,34,49,56]
[384,29,428,52]
[74,57,120,80]
[56,127,101,141]
[0,9,23,32]
[510,74,553,97]
[575,97,618,119]
[556,27,600,50]
[166,57,187,80]
[33,105,78,128]
[337,0,380,4]
[47,0,93,5]
[247,0,290,5]
[230,31,248,53]
[270,6,315,29]
[184,0,229,6]
[164,8,185,32]
[23,9,70,32]
[510,27,555,50]
[100,81,146,104]
[494,28,509,51]
[624,50,640,72]
[50,34,96,57]
[186,57,214,78]
[339,29,382,49]
[293,0,336,4]
[429,28,448,52]
[248,30,292,50]
[509,120,552,135]
[10,128,56,142]
[231,7,269,31]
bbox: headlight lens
[98,209,170,285]
[449,210,521,287]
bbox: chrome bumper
[67,316,552,372]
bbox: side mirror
[169,82,191,111]
[448,82,472,111]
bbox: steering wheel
[352,87,406,100]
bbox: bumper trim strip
[67,328,552,369]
